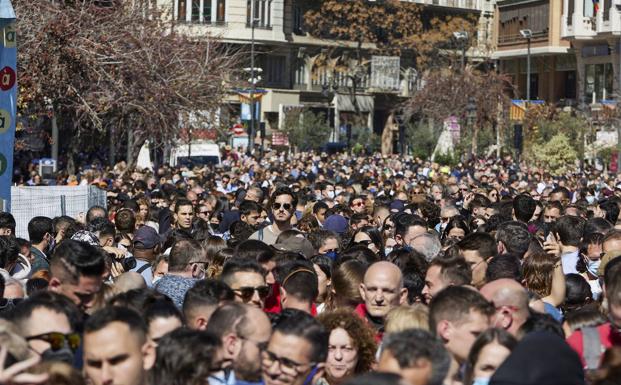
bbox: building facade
[493,0,576,103]
[562,0,621,104]
[159,0,493,145]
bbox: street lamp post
[520,29,533,101]
[248,1,256,155]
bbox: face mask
[327,191,335,199]
[472,378,490,385]
[369,187,377,194]
[402,245,414,253]
[152,276,162,285]
[586,258,601,276]
[384,246,393,256]
[586,196,595,204]
[324,251,338,261]
[41,347,74,364]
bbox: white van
[169,141,221,167]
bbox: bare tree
[404,68,515,156]
[15,0,240,170]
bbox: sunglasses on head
[272,203,292,211]
[26,332,81,351]
[233,285,271,301]
[355,240,373,246]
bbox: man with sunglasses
[262,309,327,385]
[250,187,297,245]
[10,291,81,365]
[206,302,272,385]
[221,257,269,309]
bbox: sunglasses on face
[233,285,271,301]
[352,201,365,207]
[26,332,81,351]
[272,203,292,211]
[355,240,373,246]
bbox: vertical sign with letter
[0,0,15,204]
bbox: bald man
[114,272,147,294]
[357,261,408,338]
[479,278,530,336]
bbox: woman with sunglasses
[350,226,385,259]
[487,188,500,204]
[381,215,398,256]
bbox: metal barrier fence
[6,186,107,239]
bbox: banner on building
[370,56,400,90]
[0,0,16,204]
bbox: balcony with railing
[414,0,484,11]
[498,30,549,45]
[294,63,419,97]
[562,0,620,38]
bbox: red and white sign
[231,123,245,136]
[272,132,289,146]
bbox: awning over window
[332,94,374,113]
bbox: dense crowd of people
[1,151,621,385]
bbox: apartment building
[493,0,576,103]
[562,0,621,104]
[160,0,492,144]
